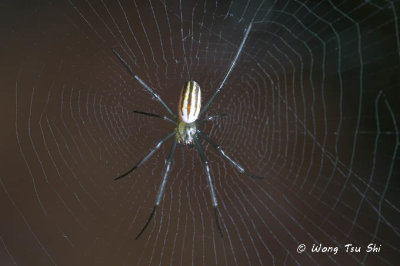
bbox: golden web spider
[112,24,262,239]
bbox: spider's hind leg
[133,110,175,124]
[197,114,227,125]
[200,23,252,115]
[112,48,176,118]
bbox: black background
[1,0,399,265]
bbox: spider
[112,24,262,239]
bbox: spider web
[2,0,400,265]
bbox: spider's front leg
[114,131,175,180]
[198,130,263,179]
[135,138,177,240]
[194,136,224,237]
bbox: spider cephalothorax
[176,120,197,145]
[112,23,262,240]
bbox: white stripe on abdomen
[178,81,201,123]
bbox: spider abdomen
[178,81,201,123]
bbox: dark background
[1,0,399,265]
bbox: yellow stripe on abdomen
[178,81,201,123]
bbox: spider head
[175,121,197,145]
[178,80,201,123]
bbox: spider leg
[197,114,227,125]
[112,48,176,118]
[200,23,252,115]
[133,110,175,124]
[114,131,175,180]
[136,138,177,239]
[194,136,224,237]
[198,130,263,179]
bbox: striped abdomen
[178,81,201,123]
